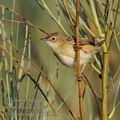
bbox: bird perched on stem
[41,32,103,67]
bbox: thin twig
[75,0,85,120]
[29,67,43,119]
[27,73,55,114]
[0,19,48,35]
[82,73,101,118]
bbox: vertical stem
[17,25,28,90]
[25,25,29,100]
[1,7,11,106]
[75,0,84,120]
[102,53,109,120]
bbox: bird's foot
[74,44,88,53]
[73,44,82,51]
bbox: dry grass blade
[1,1,120,120]
[35,0,68,35]
[0,40,76,120]
[26,73,55,114]
[0,4,49,35]
[62,0,75,33]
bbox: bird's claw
[74,44,82,51]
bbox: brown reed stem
[75,0,85,120]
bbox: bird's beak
[40,36,49,41]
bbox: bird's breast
[56,47,75,66]
[53,46,93,66]
[59,54,75,66]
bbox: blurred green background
[0,0,120,120]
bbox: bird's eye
[51,37,56,41]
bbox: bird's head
[41,32,71,50]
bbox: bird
[41,32,103,67]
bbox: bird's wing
[66,36,96,45]
[79,38,95,45]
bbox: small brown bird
[41,33,103,67]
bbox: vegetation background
[0,0,120,120]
